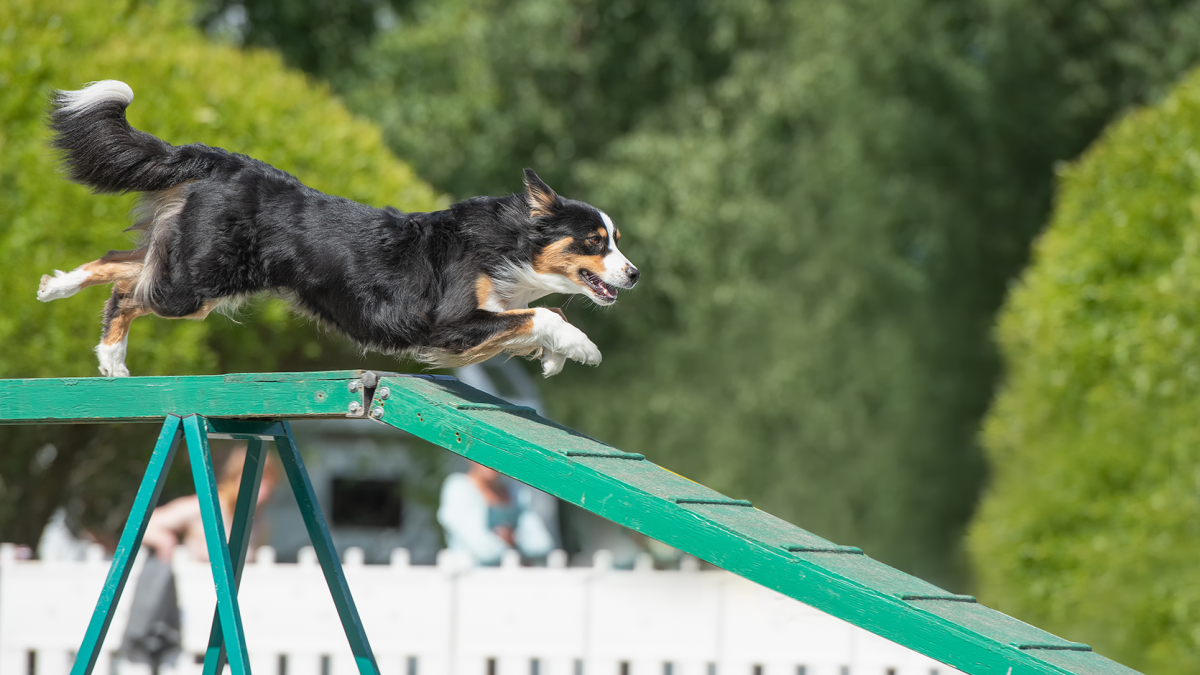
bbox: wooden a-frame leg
[200,438,267,675]
[182,415,253,675]
[275,421,382,675]
[71,415,183,675]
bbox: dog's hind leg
[96,281,148,377]
[38,249,144,302]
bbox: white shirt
[437,473,554,565]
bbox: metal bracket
[346,370,385,417]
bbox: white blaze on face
[597,210,634,284]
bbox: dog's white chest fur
[488,263,579,311]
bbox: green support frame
[0,370,1139,675]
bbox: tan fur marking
[78,259,143,289]
[102,286,149,346]
[533,238,605,279]
[597,227,607,240]
[101,309,146,345]
[100,280,146,345]
[475,275,495,309]
[436,307,540,365]
[178,299,223,321]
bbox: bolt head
[378,386,391,400]
[370,406,384,419]
[348,380,361,393]
[348,401,362,415]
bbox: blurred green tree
[206,0,1200,586]
[0,0,440,547]
[970,66,1200,673]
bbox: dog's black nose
[627,265,640,286]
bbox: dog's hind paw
[37,269,90,302]
[95,340,131,377]
[98,361,131,378]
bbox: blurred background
[4,0,1200,672]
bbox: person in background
[142,445,280,562]
[438,461,554,565]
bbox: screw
[348,380,361,393]
[370,407,384,420]
[348,401,362,415]
[378,386,391,400]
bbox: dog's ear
[524,168,558,218]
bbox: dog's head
[524,169,639,306]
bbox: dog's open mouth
[580,270,617,302]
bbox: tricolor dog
[38,80,639,378]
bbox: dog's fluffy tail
[50,80,221,194]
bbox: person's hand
[494,525,515,547]
[151,540,176,562]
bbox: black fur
[46,83,638,371]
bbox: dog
[37,80,639,378]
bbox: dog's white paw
[96,340,131,378]
[557,326,602,366]
[532,308,601,371]
[38,269,90,302]
[98,361,131,378]
[541,350,567,378]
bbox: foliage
[212,0,1200,586]
[198,0,409,77]
[0,0,440,546]
[331,0,1200,587]
[970,67,1200,673]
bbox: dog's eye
[587,234,603,246]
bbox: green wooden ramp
[0,371,1139,675]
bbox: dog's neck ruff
[489,262,581,310]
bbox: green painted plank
[0,371,372,423]
[0,371,1141,675]
[367,374,1140,675]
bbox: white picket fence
[0,543,962,675]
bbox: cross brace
[68,415,379,675]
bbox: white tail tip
[57,80,134,114]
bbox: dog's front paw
[532,308,602,372]
[541,350,567,378]
[560,329,602,367]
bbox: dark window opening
[331,477,403,528]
